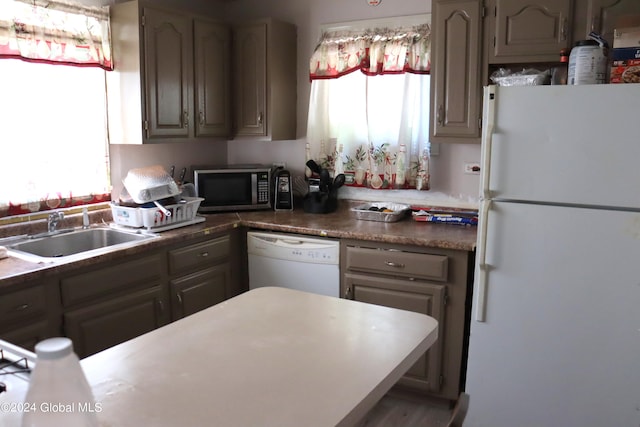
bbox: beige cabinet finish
[0,280,60,351]
[341,241,473,401]
[233,19,297,140]
[107,1,231,143]
[195,20,231,137]
[430,0,484,143]
[60,252,169,358]
[170,265,229,320]
[584,0,640,46]
[64,287,167,358]
[344,274,446,393]
[143,7,192,139]
[487,0,572,63]
[168,235,231,320]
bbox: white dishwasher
[247,231,340,297]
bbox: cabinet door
[64,287,169,358]
[194,20,231,138]
[143,7,192,139]
[170,264,229,320]
[233,23,267,137]
[587,0,640,47]
[490,0,572,62]
[344,273,446,393]
[0,321,51,352]
[431,0,483,142]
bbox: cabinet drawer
[61,254,163,307]
[345,246,448,282]
[0,285,46,325]
[168,236,230,275]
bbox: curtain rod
[320,13,430,33]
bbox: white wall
[223,0,481,208]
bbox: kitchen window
[0,0,112,219]
[307,16,430,190]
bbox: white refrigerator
[465,84,640,427]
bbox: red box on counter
[610,27,640,84]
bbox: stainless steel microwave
[193,165,271,212]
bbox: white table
[82,287,438,427]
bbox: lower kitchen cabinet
[341,240,473,401]
[344,273,446,393]
[0,279,60,351]
[64,286,168,358]
[170,264,229,320]
[0,321,53,352]
[59,252,169,358]
[167,233,235,320]
[0,230,245,357]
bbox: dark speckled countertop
[0,201,476,289]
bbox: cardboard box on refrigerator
[610,26,640,84]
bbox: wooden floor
[355,388,453,427]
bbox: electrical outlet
[464,162,481,175]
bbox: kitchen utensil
[178,167,187,184]
[319,169,330,192]
[332,173,345,189]
[306,160,321,175]
[122,165,181,205]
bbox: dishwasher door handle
[279,239,305,245]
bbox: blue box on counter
[610,27,640,84]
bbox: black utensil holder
[303,191,338,214]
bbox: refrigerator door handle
[475,85,497,323]
[480,85,496,200]
[475,198,492,322]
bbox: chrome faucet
[47,211,64,233]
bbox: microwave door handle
[251,173,258,205]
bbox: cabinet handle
[157,299,165,315]
[177,293,183,306]
[182,111,189,128]
[199,111,205,125]
[13,303,29,312]
[436,105,444,125]
[561,17,568,41]
[385,261,405,269]
[257,112,263,125]
[344,286,352,299]
[199,251,209,258]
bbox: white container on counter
[22,338,99,427]
[568,39,607,85]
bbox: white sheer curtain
[307,71,430,188]
[0,59,110,217]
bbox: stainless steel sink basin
[4,227,157,262]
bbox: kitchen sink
[3,227,157,263]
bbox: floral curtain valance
[309,24,430,80]
[0,0,112,70]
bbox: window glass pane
[307,71,430,189]
[0,59,110,216]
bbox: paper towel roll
[0,246,8,259]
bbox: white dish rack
[111,197,205,232]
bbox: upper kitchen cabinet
[583,0,640,47]
[486,0,573,63]
[430,0,483,143]
[107,1,231,144]
[143,7,192,139]
[232,19,297,141]
[195,20,232,138]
